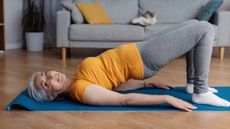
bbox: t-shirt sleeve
[71,79,94,103]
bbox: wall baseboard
[6,42,22,49]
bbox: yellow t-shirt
[70,43,144,103]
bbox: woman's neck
[63,79,72,94]
[57,79,72,99]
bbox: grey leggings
[136,20,214,94]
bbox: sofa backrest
[73,0,139,24]
[139,0,206,24]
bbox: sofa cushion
[144,23,218,44]
[197,0,223,21]
[139,0,205,24]
[73,0,138,24]
[69,24,145,41]
[60,0,84,23]
[76,3,112,24]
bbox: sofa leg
[62,48,67,61]
[219,47,224,60]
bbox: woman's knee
[195,21,215,46]
[197,21,214,35]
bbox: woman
[27,20,230,112]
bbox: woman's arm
[84,84,197,112]
[113,79,175,91]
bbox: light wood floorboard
[0,47,230,129]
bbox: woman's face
[34,71,68,96]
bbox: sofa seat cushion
[145,24,178,37]
[69,24,145,41]
[144,23,218,44]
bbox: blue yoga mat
[7,87,230,111]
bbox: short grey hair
[26,72,49,102]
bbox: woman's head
[27,71,70,102]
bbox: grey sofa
[57,0,230,60]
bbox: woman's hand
[166,95,197,112]
[145,81,175,89]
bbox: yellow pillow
[76,3,112,24]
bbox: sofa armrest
[56,10,70,48]
[214,11,230,46]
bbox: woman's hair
[26,72,49,102]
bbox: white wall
[3,0,230,50]
[5,0,23,49]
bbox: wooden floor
[0,47,230,129]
